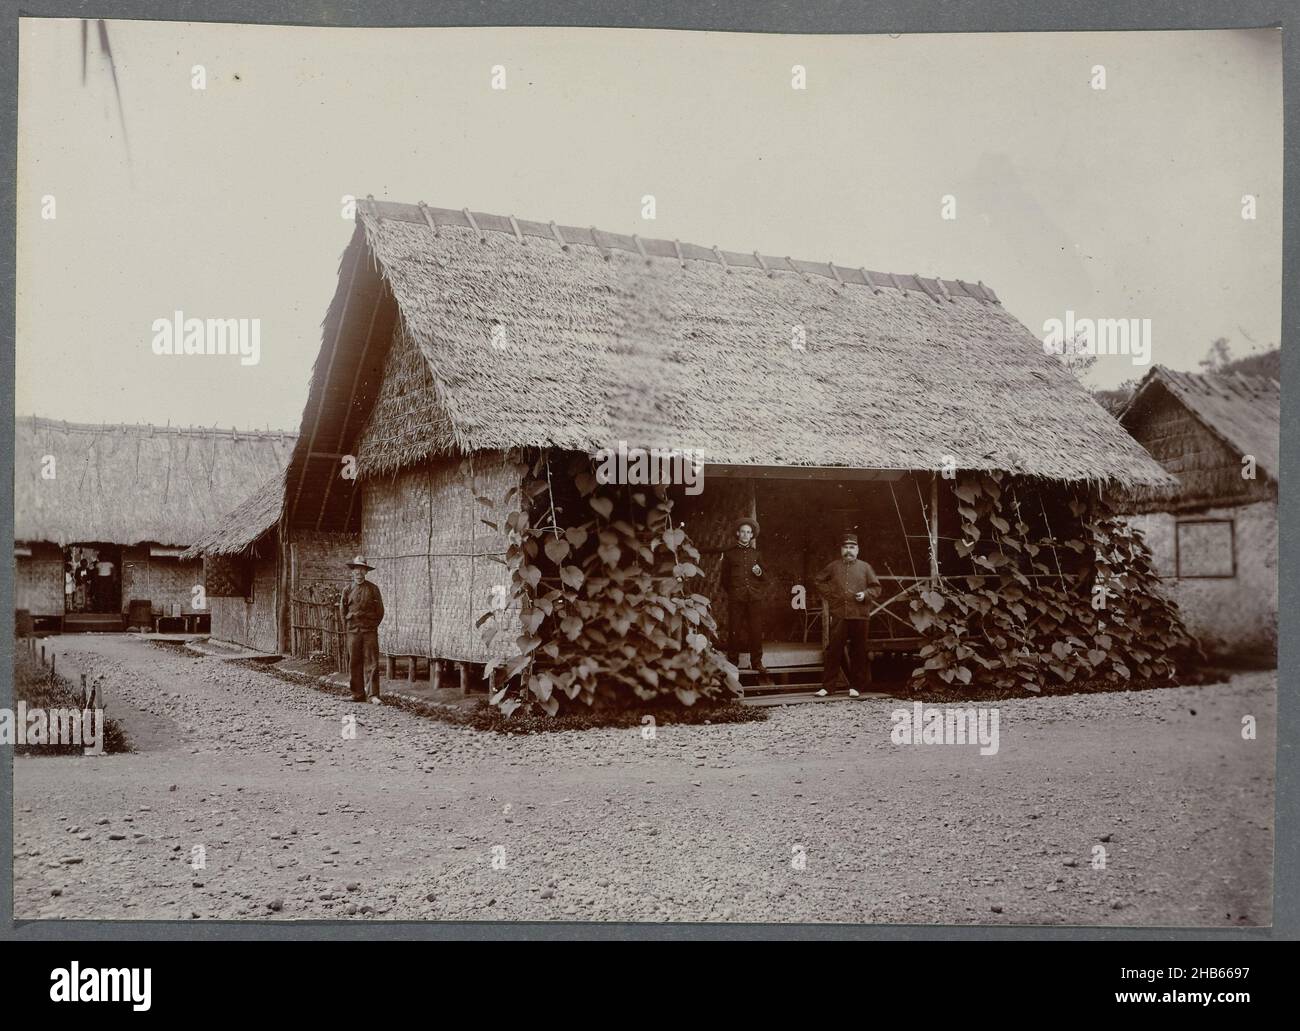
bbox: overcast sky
[16,20,1283,430]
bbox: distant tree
[1199,337,1233,373]
[1057,330,1097,381]
[1093,379,1138,417]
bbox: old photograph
[8,17,1281,929]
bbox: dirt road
[12,635,1274,925]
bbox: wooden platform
[62,612,125,633]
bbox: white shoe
[369,696,382,705]
[815,688,829,697]
[848,688,860,698]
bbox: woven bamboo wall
[1124,499,1277,662]
[248,554,279,652]
[208,554,279,652]
[290,530,358,589]
[361,452,520,662]
[14,543,64,616]
[122,547,207,615]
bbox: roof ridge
[359,197,1002,305]
[20,415,301,439]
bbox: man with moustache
[814,531,881,697]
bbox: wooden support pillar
[430,659,442,691]
[408,657,418,683]
[385,655,396,679]
[929,473,940,584]
[458,662,470,696]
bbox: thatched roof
[1119,365,1280,484]
[286,199,1175,529]
[181,468,287,558]
[14,417,298,548]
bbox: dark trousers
[726,598,764,668]
[348,629,382,700]
[823,617,869,689]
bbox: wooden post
[40,644,45,665]
[80,673,88,706]
[50,652,55,678]
[408,656,418,683]
[385,655,396,679]
[430,659,441,691]
[928,473,940,584]
[458,662,470,696]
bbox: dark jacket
[814,558,882,619]
[719,544,766,602]
[340,579,385,631]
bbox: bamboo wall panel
[1124,498,1277,662]
[122,547,207,615]
[360,452,520,662]
[208,555,280,652]
[292,530,359,588]
[14,544,64,616]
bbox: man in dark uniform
[814,532,881,697]
[718,516,769,677]
[340,555,385,704]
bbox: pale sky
[16,20,1283,430]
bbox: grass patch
[11,651,131,755]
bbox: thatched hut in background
[13,417,296,633]
[1116,366,1279,663]
[182,468,358,655]
[256,197,1176,693]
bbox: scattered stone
[541,888,555,899]
[991,905,1003,913]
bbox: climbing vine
[907,471,1198,692]
[474,451,740,716]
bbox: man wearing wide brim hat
[718,516,770,678]
[813,531,881,698]
[340,556,385,704]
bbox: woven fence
[290,582,346,672]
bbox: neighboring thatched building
[245,198,1176,688]
[182,468,358,655]
[14,417,296,632]
[1116,366,1280,663]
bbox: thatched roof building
[247,198,1181,690]
[286,200,1173,517]
[14,417,298,629]
[1116,366,1279,663]
[1118,365,1280,512]
[183,468,287,559]
[15,417,298,547]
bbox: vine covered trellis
[474,451,740,716]
[906,471,1198,692]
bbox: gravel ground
[13,635,1274,925]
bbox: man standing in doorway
[340,556,385,704]
[814,532,881,697]
[719,516,769,679]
